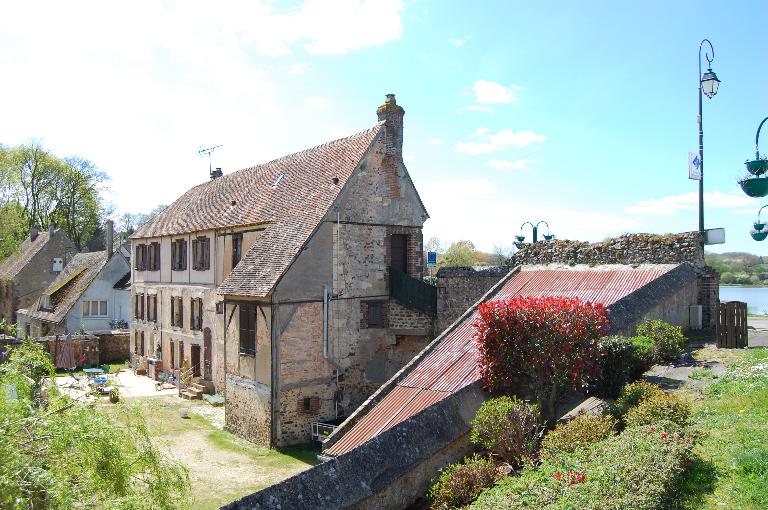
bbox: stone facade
[222,95,436,447]
[0,228,78,324]
[436,266,510,332]
[95,331,130,363]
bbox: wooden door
[390,234,408,273]
[203,328,212,380]
[191,345,201,377]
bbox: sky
[1,0,767,254]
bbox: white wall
[66,254,131,333]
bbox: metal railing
[389,266,437,314]
[310,421,338,443]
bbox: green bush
[609,380,664,420]
[471,420,694,510]
[540,413,616,461]
[428,454,497,509]
[624,392,691,428]
[0,339,54,383]
[471,396,542,466]
[592,336,640,397]
[630,335,656,369]
[636,320,687,363]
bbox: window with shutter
[170,297,175,326]
[239,303,256,356]
[191,239,199,270]
[367,301,385,328]
[232,234,243,268]
[203,237,210,269]
[172,239,187,271]
[177,297,183,327]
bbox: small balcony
[389,266,436,314]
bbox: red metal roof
[324,265,674,457]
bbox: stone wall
[436,266,510,333]
[221,382,487,510]
[509,232,705,268]
[0,334,100,367]
[224,374,271,445]
[94,330,130,363]
[388,301,433,333]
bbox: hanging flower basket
[746,158,768,176]
[515,235,525,243]
[751,229,768,241]
[739,176,768,197]
[754,221,766,231]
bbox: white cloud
[488,159,536,171]
[449,38,466,47]
[291,62,309,75]
[404,154,415,163]
[461,105,494,113]
[305,96,331,109]
[428,138,445,145]
[455,128,546,155]
[456,142,498,155]
[472,80,520,104]
[626,191,755,216]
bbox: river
[719,286,768,314]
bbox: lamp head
[701,67,720,98]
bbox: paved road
[748,317,768,347]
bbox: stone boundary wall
[436,266,510,333]
[93,330,130,363]
[221,382,487,510]
[509,232,705,268]
[0,334,100,366]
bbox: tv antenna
[198,144,223,176]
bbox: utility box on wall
[689,305,703,330]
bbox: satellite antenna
[198,144,223,178]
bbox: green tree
[442,240,478,267]
[52,157,108,248]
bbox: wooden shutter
[203,237,210,270]
[191,239,199,270]
[178,297,183,328]
[181,241,187,270]
[152,295,157,322]
[171,241,178,270]
[310,397,320,413]
[170,297,175,326]
[390,234,408,273]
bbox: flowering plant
[475,296,609,422]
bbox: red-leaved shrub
[475,296,609,422]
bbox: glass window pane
[100,301,107,316]
[91,302,98,316]
[82,301,89,316]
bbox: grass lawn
[675,348,768,509]
[100,396,319,510]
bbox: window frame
[171,238,188,271]
[367,301,385,328]
[239,303,257,356]
[171,296,183,328]
[232,234,243,268]
[135,244,147,271]
[192,236,210,271]
[190,297,203,331]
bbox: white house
[17,221,131,337]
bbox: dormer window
[40,295,53,311]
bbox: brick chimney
[48,222,56,236]
[376,93,404,159]
[105,219,114,259]
[30,226,39,242]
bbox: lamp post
[697,39,721,233]
[514,221,554,249]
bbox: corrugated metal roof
[325,265,676,457]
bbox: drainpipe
[323,284,344,373]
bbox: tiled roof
[19,251,107,324]
[0,231,51,280]
[132,124,384,297]
[324,264,688,457]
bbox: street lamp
[697,39,721,233]
[514,221,554,249]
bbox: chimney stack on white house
[376,93,405,159]
[48,222,56,236]
[105,220,114,259]
[30,226,39,242]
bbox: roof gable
[217,124,384,297]
[0,231,51,280]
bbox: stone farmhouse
[17,221,131,337]
[130,94,435,446]
[0,224,78,324]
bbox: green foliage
[636,319,687,363]
[630,334,656,368]
[428,454,497,510]
[0,338,54,383]
[471,396,542,466]
[0,318,16,337]
[471,421,693,510]
[441,240,478,267]
[0,344,190,508]
[0,142,109,253]
[689,368,717,380]
[706,252,768,286]
[591,336,642,397]
[540,413,616,461]
[624,392,691,428]
[609,380,664,421]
